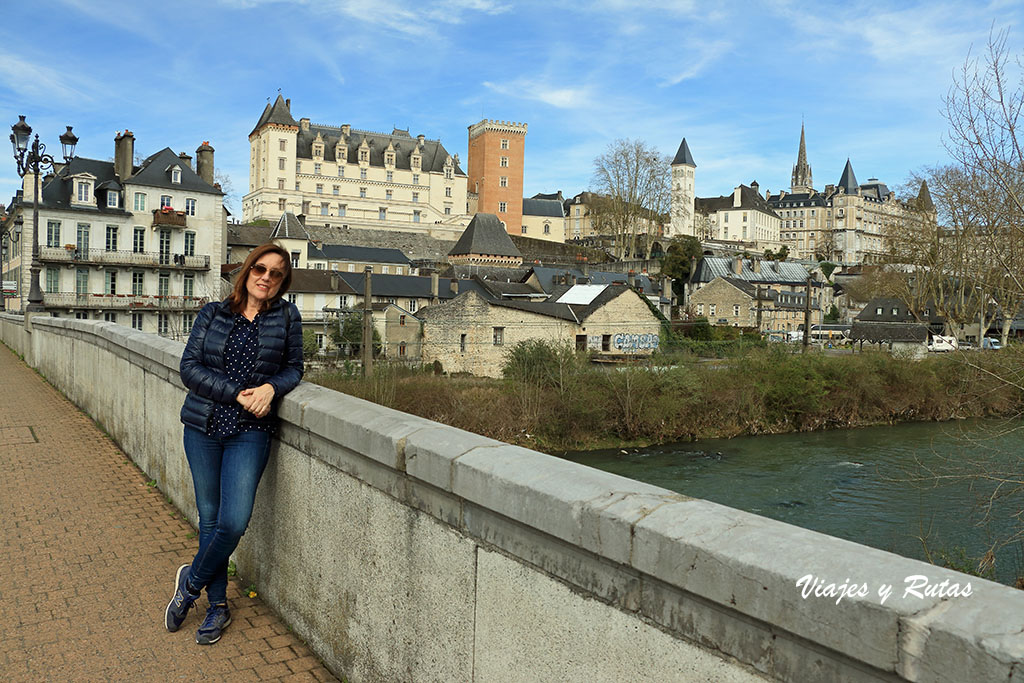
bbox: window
[291,251,300,268]
[444,207,451,215]
[133,192,146,212]
[77,181,90,202]
[107,191,119,208]
[295,182,300,191]
[183,273,194,298]
[132,313,143,330]
[521,225,527,234]
[408,299,416,312]
[316,184,323,194]
[314,162,321,175]
[386,170,393,182]
[338,166,344,177]
[320,202,329,216]
[302,201,310,214]
[46,221,61,247]
[399,314,406,326]
[892,307,899,316]
[296,161,302,173]
[412,192,419,203]
[132,271,144,296]
[158,272,169,297]
[160,195,172,209]
[499,156,510,168]
[445,167,453,179]
[602,335,611,352]
[709,304,716,317]
[734,304,740,317]
[412,174,419,185]
[159,229,171,265]
[697,303,704,315]
[493,327,504,346]
[445,187,452,198]
[133,227,145,253]
[499,176,508,187]
[498,201,507,213]
[500,138,509,150]
[359,149,369,163]
[76,223,90,253]
[875,307,883,315]
[359,187,367,198]
[278,198,286,211]
[171,168,181,184]
[158,314,168,336]
[379,207,387,220]
[75,311,89,320]
[76,268,89,295]
[385,190,393,200]
[46,268,59,293]
[338,204,346,217]
[278,178,285,190]
[184,231,195,257]
[287,293,296,304]
[183,313,195,334]
[279,139,287,151]
[460,333,467,352]
[105,225,118,252]
[105,270,117,295]
[543,223,550,235]
[413,211,420,223]
[360,168,367,180]
[399,341,407,357]
[333,185,340,195]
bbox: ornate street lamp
[9,115,77,312]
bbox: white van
[928,335,959,352]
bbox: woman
[167,242,303,645]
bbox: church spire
[791,123,813,193]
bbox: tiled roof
[227,224,274,246]
[288,268,358,294]
[522,197,565,218]
[448,213,522,258]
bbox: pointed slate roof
[791,123,813,191]
[838,159,859,194]
[448,213,522,259]
[671,138,696,167]
[251,94,299,135]
[916,180,935,212]
[271,212,312,240]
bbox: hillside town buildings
[2,130,226,338]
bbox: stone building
[766,125,934,265]
[419,283,661,377]
[521,193,566,243]
[466,119,527,235]
[243,95,469,239]
[688,276,821,332]
[694,182,782,251]
[2,130,226,338]
[668,138,696,238]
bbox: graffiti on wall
[612,333,659,353]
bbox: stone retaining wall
[2,311,1021,682]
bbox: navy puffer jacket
[179,298,304,433]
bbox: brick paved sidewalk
[0,344,338,682]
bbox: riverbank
[307,345,1024,452]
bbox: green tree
[824,304,840,323]
[302,328,320,357]
[331,313,381,357]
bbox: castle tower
[467,119,527,235]
[791,123,814,194]
[669,138,696,238]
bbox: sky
[1,0,1022,217]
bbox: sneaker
[196,603,232,645]
[165,564,200,632]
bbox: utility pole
[802,275,812,352]
[362,266,373,377]
[755,286,763,332]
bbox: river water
[559,419,1024,586]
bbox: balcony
[40,246,210,270]
[42,293,207,311]
[152,208,187,228]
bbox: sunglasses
[250,263,286,282]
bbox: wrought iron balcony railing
[42,292,207,311]
[39,246,210,270]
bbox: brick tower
[467,119,527,235]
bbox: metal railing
[42,292,207,310]
[39,246,210,269]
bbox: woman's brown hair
[227,242,293,313]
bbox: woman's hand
[240,383,276,418]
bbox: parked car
[982,337,1002,350]
[928,335,958,352]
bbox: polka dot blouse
[208,313,271,437]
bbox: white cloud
[662,40,732,85]
[0,54,98,107]
[482,80,593,109]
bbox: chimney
[627,270,635,289]
[196,141,215,186]
[285,98,291,110]
[662,276,673,307]
[750,180,759,195]
[582,256,589,277]
[342,124,351,136]
[732,257,742,275]
[178,151,192,169]
[431,272,439,304]
[733,186,742,208]
[114,130,135,181]
[300,118,310,132]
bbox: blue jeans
[182,426,271,605]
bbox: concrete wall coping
[9,314,1024,681]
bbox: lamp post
[1,216,23,311]
[9,115,77,312]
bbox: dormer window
[77,181,91,202]
[106,191,119,208]
[359,148,369,164]
[385,151,395,167]
[411,154,421,171]
[169,165,182,184]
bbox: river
[559,419,1024,587]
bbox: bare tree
[590,139,670,260]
